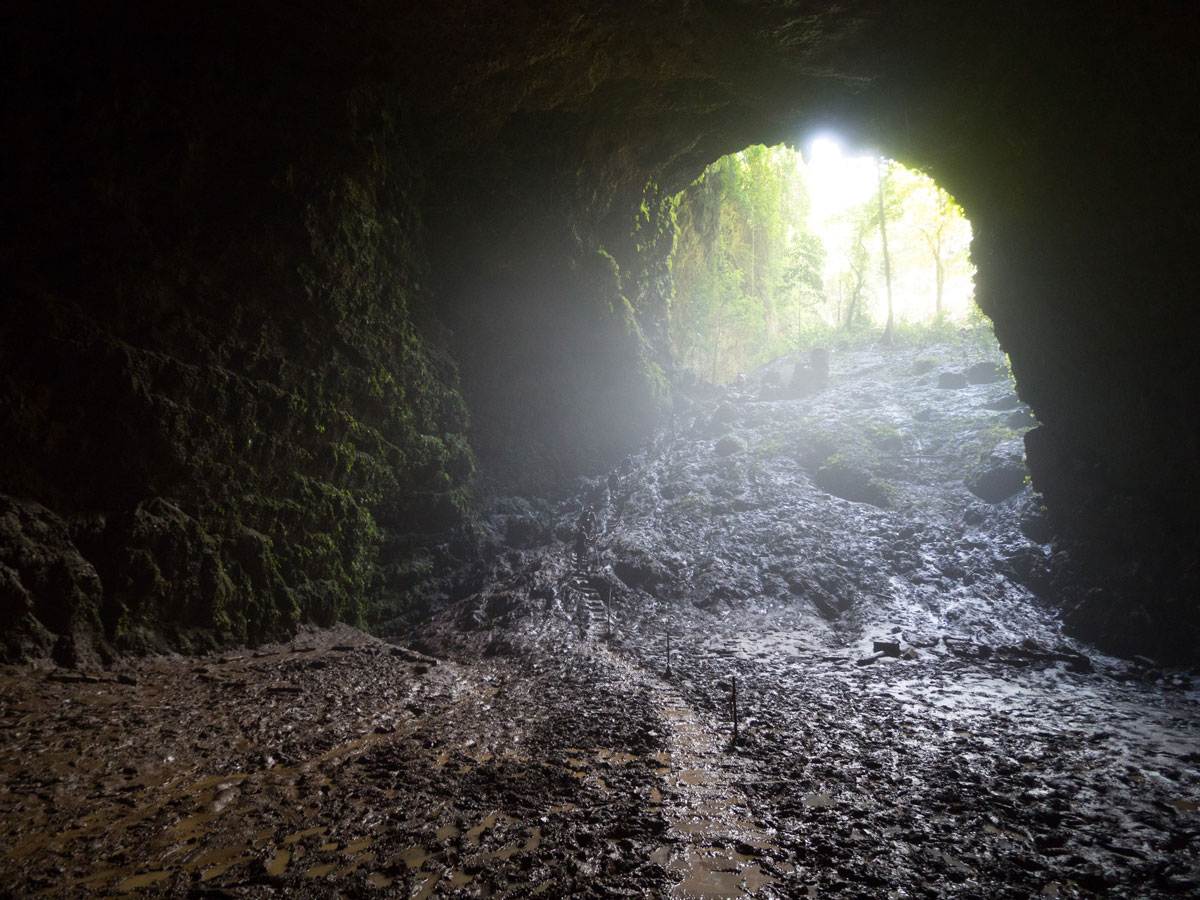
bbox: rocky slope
[4,341,1195,899]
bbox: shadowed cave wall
[3,1,1198,664]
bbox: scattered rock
[390,646,439,666]
[970,465,1028,503]
[970,439,1029,503]
[966,361,1010,384]
[937,372,968,389]
[983,393,1022,410]
[814,461,892,508]
[715,434,744,457]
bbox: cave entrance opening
[667,139,982,386]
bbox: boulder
[969,440,1030,503]
[0,495,105,665]
[715,434,744,457]
[966,361,1010,384]
[983,393,1022,410]
[970,465,1028,503]
[814,461,892,508]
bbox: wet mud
[2,341,1198,898]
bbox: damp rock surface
[2,343,1198,899]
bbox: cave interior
[4,0,1197,664]
[3,3,1200,897]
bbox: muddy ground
[2,339,1197,898]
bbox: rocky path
[589,644,787,899]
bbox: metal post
[665,625,672,678]
[731,675,739,748]
[606,584,612,637]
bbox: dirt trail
[589,644,786,899]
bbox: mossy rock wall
[2,7,473,659]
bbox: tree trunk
[877,157,895,344]
[711,318,722,383]
[935,251,944,318]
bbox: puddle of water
[117,870,171,891]
[284,826,327,844]
[595,749,638,765]
[524,827,542,852]
[665,846,776,900]
[803,792,835,808]
[435,824,460,841]
[547,804,576,815]
[319,841,339,852]
[490,843,520,861]
[344,836,372,853]
[368,872,392,888]
[173,811,220,841]
[466,811,510,844]
[1170,798,1198,812]
[188,844,246,868]
[449,870,474,886]
[306,862,336,878]
[68,869,121,889]
[398,845,427,869]
[201,860,247,881]
[266,849,290,876]
[413,872,440,900]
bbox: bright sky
[805,136,878,226]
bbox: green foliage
[669,147,977,381]
[670,145,826,381]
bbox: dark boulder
[714,435,744,457]
[970,465,1029,503]
[815,462,892,508]
[969,440,1029,503]
[0,496,105,666]
[937,372,968,389]
[966,361,1010,384]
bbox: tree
[843,219,871,329]
[782,232,826,344]
[914,187,961,320]
[668,144,810,381]
[876,156,896,344]
[668,144,974,375]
